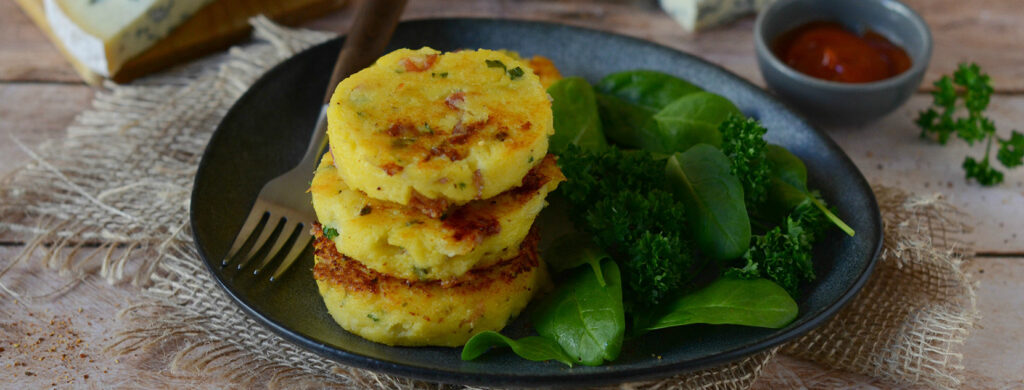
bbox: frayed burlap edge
[781,187,978,389]
[0,17,975,390]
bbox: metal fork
[221,0,408,281]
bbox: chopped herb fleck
[458,182,468,189]
[420,122,433,134]
[367,313,380,322]
[508,67,525,80]
[486,59,507,71]
[324,227,339,239]
[406,220,424,226]
[413,266,432,279]
[391,137,417,148]
[528,155,535,163]
[432,72,449,78]
[360,205,373,216]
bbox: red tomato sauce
[773,21,912,83]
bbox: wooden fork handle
[323,0,408,104]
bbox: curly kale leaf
[726,197,828,298]
[558,145,694,310]
[719,115,771,209]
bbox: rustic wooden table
[1,0,1021,388]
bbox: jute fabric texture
[0,18,976,389]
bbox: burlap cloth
[0,18,977,389]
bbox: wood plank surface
[0,247,239,389]
[959,258,1024,389]
[913,0,1024,92]
[756,258,1024,390]
[827,96,1024,254]
[0,0,78,82]
[0,84,94,178]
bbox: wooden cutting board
[14,0,348,85]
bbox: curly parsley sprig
[916,63,1024,186]
[726,195,829,297]
[557,145,695,310]
[720,115,771,209]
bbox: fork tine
[270,232,313,281]
[238,215,283,269]
[223,208,267,266]
[253,220,302,275]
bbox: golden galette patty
[327,47,553,206]
[312,224,549,347]
[310,151,563,281]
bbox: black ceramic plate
[192,18,881,388]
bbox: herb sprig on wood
[916,63,1024,185]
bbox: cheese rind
[659,0,776,32]
[44,0,215,77]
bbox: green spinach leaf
[543,232,608,285]
[665,145,751,260]
[461,331,574,367]
[598,92,740,154]
[764,145,854,236]
[595,93,664,151]
[651,92,740,152]
[593,70,737,153]
[766,144,809,192]
[594,71,718,154]
[645,277,798,331]
[761,144,810,223]
[533,259,625,366]
[548,77,609,154]
[596,70,702,110]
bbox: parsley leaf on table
[917,63,1022,186]
[997,130,1024,168]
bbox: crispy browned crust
[527,56,563,88]
[407,191,450,219]
[362,154,561,244]
[439,154,559,243]
[312,223,540,295]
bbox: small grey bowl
[754,0,932,125]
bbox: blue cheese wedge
[43,0,214,77]
[659,0,775,32]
